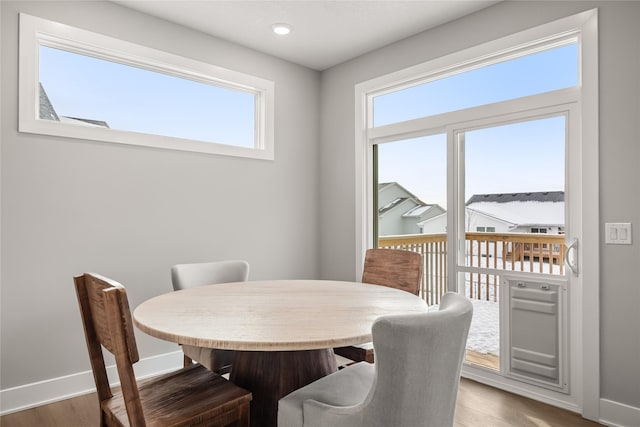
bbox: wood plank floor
[0,378,601,427]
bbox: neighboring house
[378,182,445,236]
[418,191,565,235]
[417,211,447,234]
[465,191,565,234]
[39,82,109,128]
[418,208,517,234]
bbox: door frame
[354,9,599,419]
[447,104,582,410]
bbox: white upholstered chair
[278,292,473,427]
[171,260,250,374]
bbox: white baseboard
[0,351,182,416]
[599,398,640,427]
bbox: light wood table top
[133,279,428,352]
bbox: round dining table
[133,279,428,427]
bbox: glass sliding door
[454,115,567,371]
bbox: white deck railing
[379,232,566,305]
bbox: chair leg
[183,354,193,367]
[238,401,250,427]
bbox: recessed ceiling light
[272,23,292,36]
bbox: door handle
[564,238,579,276]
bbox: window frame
[19,13,275,160]
[371,40,579,128]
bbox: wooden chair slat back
[75,273,145,426]
[74,274,113,402]
[102,283,146,427]
[78,273,139,363]
[361,248,423,295]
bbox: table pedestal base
[230,349,337,427]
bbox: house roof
[403,204,439,218]
[466,191,565,228]
[378,182,397,192]
[379,182,427,205]
[39,82,109,128]
[466,191,564,205]
[59,116,110,128]
[39,82,59,121]
[378,182,445,220]
[379,197,409,215]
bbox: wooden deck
[466,349,500,371]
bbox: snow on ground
[467,299,499,354]
[430,298,499,355]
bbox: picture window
[19,14,274,160]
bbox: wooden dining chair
[74,272,251,427]
[334,248,423,364]
[171,260,250,374]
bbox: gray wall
[1,1,320,388]
[319,0,639,411]
[1,0,639,417]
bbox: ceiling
[114,1,500,71]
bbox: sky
[39,45,256,147]
[39,40,576,204]
[375,43,577,208]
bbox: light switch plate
[605,223,632,244]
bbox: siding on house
[378,182,445,236]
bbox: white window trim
[354,8,598,420]
[19,13,275,160]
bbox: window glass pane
[39,45,256,147]
[373,43,578,127]
[377,134,448,236]
[376,134,447,305]
[463,116,566,276]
